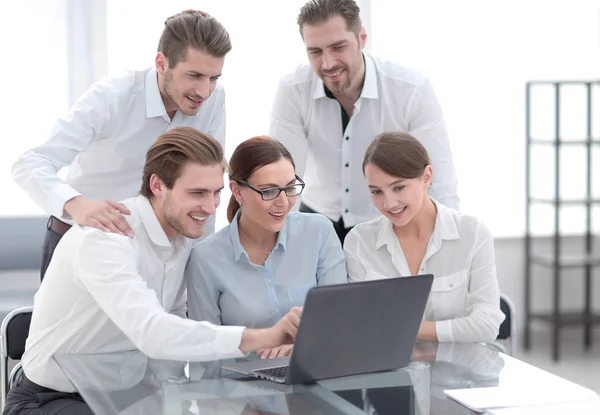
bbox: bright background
[2,0,600,237]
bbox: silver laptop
[222,275,434,384]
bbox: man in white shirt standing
[12,9,230,280]
[269,0,459,244]
[3,127,302,415]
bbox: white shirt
[21,196,245,392]
[11,67,225,234]
[343,199,504,343]
[269,51,459,227]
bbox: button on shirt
[269,51,459,227]
[185,211,348,328]
[343,199,504,343]
[12,67,225,234]
[22,196,245,392]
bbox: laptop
[222,274,433,384]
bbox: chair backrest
[2,306,33,360]
[2,306,33,407]
[497,294,513,340]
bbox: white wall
[371,0,600,237]
[0,0,69,217]
[2,1,599,239]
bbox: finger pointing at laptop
[238,307,303,354]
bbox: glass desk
[54,342,597,414]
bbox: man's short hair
[297,0,362,37]
[140,127,225,198]
[157,9,232,68]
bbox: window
[371,0,600,236]
[1,0,69,217]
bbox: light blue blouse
[185,211,348,328]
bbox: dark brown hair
[157,9,232,68]
[362,131,430,179]
[140,127,225,198]
[227,136,295,222]
[297,0,362,37]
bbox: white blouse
[344,199,505,342]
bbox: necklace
[238,228,273,255]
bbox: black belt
[47,216,72,236]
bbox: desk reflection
[411,342,505,414]
[55,342,505,415]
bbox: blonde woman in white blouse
[344,132,504,343]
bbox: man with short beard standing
[270,0,459,244]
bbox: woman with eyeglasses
[185,136,348,358]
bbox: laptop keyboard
[254,365,288,378]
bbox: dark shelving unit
[524,79,600,361]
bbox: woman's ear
[230,180,243,204]
[423,165,433,188]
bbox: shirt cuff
[435,320,455,342]
[47,184,82,220]
[214,325,246,358]
[434,342,455,362]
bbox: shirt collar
[145,68,169,119]
[312,51,378,100]
[375,216,396,250]
[431,198,460,241]
[277,218,288,251]
[135,195,178,249]
[360,51,378,99]
[229,212,245,261]
[375,197,459,250]
[229,210,288,262]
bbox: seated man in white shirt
[12,9,231,281]
[344,131,504,343]
[269,0,459,244]
[3,127,301,415]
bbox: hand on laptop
[411,341,438,362]
[267,307,302,347]
[257,344,294,359]
[238,307,302,354]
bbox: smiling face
[156,46,224,116]
[302,15,366,97]
[364,163,432,228]
[231,158,298,233]
[151,161,224,239]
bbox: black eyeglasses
[237,175,305,201]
